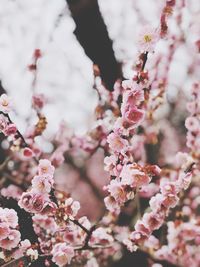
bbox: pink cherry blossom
[20,239,31,250]
[32,93,47,110]
[186,101,197,114]
[38,159,55,178]
[175,152,193,169]
[162,194,179,209]
[138,26,159,52]
[185,117,199,132]
[130,231,148,244]
[2,208,18,228]
[33,214,58,233]
[41,201,57,215]
[120,82,145,128]
[90,227,114,245]
[139,183,159,198]
[64,198,80,218]
[104,155,118,174]
[144,235,159,250]
[149,193,164,212]
[12,239,32,260]
[134,220,150,236]
[0,94,12,113]
[31,175,52,193]
[0,114,8,132]
[160,180,178,196]
[18,191,46,213]
[0,229,21,250]
[122,106,145,126]
[3,123,17,136]
[177,172,192,190]
[18,192,35,212]
[0,223,10,240]
[121,82,144,107]
[142,212,164,231]
[106,180,127,203]
[0,184,23,200]
[120,164,151,188]
[52,243,75,266]
[32,193,47,213]
[50,150,65,167]
[107,132,129,153]
[104,196,120,213]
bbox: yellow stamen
[41,166,47,173]
[2,100,8,107]
[144,34,152,43]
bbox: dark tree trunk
[66,0,123,91]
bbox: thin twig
[0,156,11,173]
[141,52,148,71]
[2,113,28,148]
[83,224,96,248]
[69,218,90,235]
[69,218,97,249]
[0,112,39,164]
[135,191,141,218]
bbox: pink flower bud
[23,147,34,158]
[4,123,17,136]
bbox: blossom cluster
[0,94,17,137]
[155,221,200,266]
[128,169,192,248]
[18,159,57,214]
[104,80,147,212]
[104,162,161,213]
[185,83,200,158]
[0,90,49,163]
[0,208,37,263]
[52,243,75,266]
[113,80,145,135]
[32,193,116,266]
[0,208,20,251]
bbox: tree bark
[66,0,123,91]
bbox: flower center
[41,166,47,173]
[2,100,8,107]
[144,34,152,43]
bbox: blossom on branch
[138,26,159,52]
